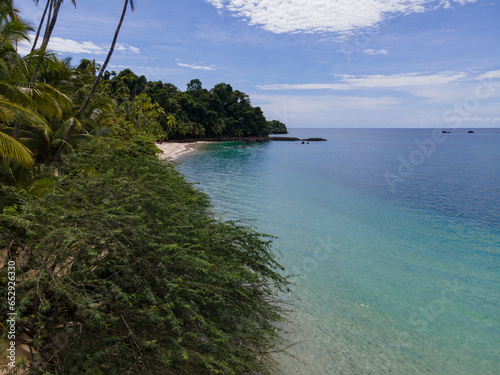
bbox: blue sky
[16,0,500,128]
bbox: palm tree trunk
[31,0,62,82]
[31,0,51,53]
[45,0,54,38]
[41,0,61,49]
[78,0,130,116]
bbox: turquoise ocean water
[175,128,499,375]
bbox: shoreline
[156,141,210,160]
[155,135,327,160]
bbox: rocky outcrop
[269,137,301,141]
[270,137,327,141]
[301,138,327,141]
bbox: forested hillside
[101,69,287,139]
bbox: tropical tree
[0,125,34,167]
[0,2,31,59]
[51,0,134,166]
[31,0,77,51]
[0,0,19,23]
[0,5,38,167]
[20,116,90,165]
[1,29,70,159]
[163,114,177,139]
[30,0,50,53]
[78,0,134,116]
[30,0,77,81]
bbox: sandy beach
[156,142,209,160]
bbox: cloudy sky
[16,0,500,128]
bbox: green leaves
[0,128,34,166]
[0,137,290,374]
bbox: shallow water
[176,128,500,374]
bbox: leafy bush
[0,137,290,374]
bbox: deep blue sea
[175,128,499,375]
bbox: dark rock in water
[302,138,327,141]
[468,130,475,133]
[270,137,301,141]
[301,141,305,144]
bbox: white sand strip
[156,142,209,160]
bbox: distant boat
[468,130,475,133]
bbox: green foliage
[0,137,291,374]
[268,120,288,134]
[107,72,276,139]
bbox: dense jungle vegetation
[0,1,290,374]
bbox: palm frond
[0,96,49,131]
[0,130,34,167]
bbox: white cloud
[18,36,105,55]
[256,94,402,113]
[252,68,499,128]
[18,35,140,56]
[256,72,467,91]
[45,37,106,54]
[16,43,32,56]
[177,63,216,71]
[477,69,500,80]
[206,0,477,34]
[257,83,346,91]
[251,93,405,127]
[115,43,141,55]
[363,49,388,55]
[339,72,467,88]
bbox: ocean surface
[175,128,500,375]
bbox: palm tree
[0,5,37,167]
[31,0,77,51]
[78,0,134,116]
[0,2,31,59]
[0,98,39,167]
[1,23,70,140]
[52,0,134,166]
[30,0,77,81]
[30,0,51,53]
[0,0,18,23]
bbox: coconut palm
[0,6,38,166]
[0,8,72,168]
[0,0,19,23]
[0,2,31,60]
[52,0,134,166]
[1,39,71,141]
[30,0,51,53]
[79,0,134,116]
[30,0,77,51]
[0,123,34,167]
[30,0,77,81]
